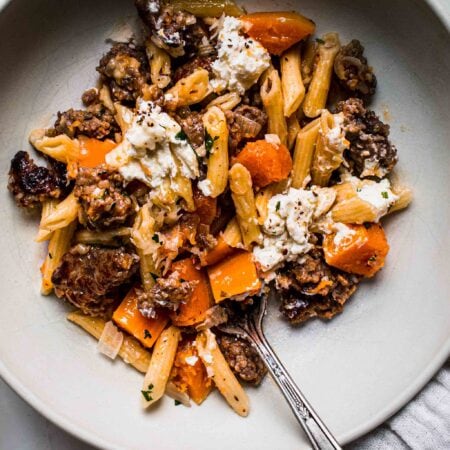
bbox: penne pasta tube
[255,180,289,225]
[287,113,301,150]
[41,220,76,295]
[207,92,241,111]
[166,69,211,108]
[331,196,378,224]
[67,311,152,374]
[161,0,244,17]
[74,227,131,246]
[37,192,79,240]
[389,186,413,213]
[229,163,261,248]
[29,129,80,164]
[196,330,249,417]
[141,326,181,408]
[221,217,243,248]
[146,39,171,89]
[281,45,305,117]
[172,166,195,212]
[36,199,58,242]
[201,106,229,198]
[291,122,320,188]
[303,33,341,118]
[260,66,288,146]
[99,84,115,113]
[333,182,357,202]
[301,39,316,88]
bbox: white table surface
[1,1,449,449]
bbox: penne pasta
[311,111,349,186]
[303,33,341,118]
[114,104,134,135]
[74,227,131,246]
[331,196,378,224]
[172,165,195,212]
[166,69,211,108]
[160,0,244,17]
[281,45,305,117]
[221,217,243,248]
[291,122,320,188]
[99,84,115,113]
[67,311,151,374]
[141,326,181,408]
[260,66,288,146]
[207,92,241,111]
[41,220,76,295]
[29,129,80,164]
[389,186,413,213]
[229,163,261,248]
[36,199,58,242]
[196,330,249,417]
[146,39,171,89]
[301,39,316,88]
[37,192,79,240]
[255,180,289,225]
[287,113,301,150]
[201,106,229,198]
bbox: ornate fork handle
[245,319,342,450]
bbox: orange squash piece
[112,287,169,349]
[200,235,238,266]
[207,251,262,303]
[169,258,214,327]
[170,337,212,405]
[193,188,217,225]
[240,11,315,55]
[78,137,117,168]
[233,140,292,188]
[323,223,390,277]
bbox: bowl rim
[0,0,449,448]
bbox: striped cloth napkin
[349,358,450,449]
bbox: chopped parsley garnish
[144,329,152,339]
[141,384,154,402]
[175,130,187,140]
[174,400,181,406]
[316,38,325,44]
[152,233,159,243]
[381,191,389,199]
[275,201,281,212]
[368,255,377,263]
[205,131,219,155]
[356,188,362,192]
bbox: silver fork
[219,294,342,450]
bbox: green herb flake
[368,255,377,263]
[152,233,159,243]
[381,191,389,199]
[175,130,187,140]
[144,329,152,339]
[356,188,362,192]
[141,384,154,402]
[174,400,181,406]
[316,38,325,45]
[205,131,219,155]
[275,201,281,212]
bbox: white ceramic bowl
[0,1,449,449]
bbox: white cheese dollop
[332,222,356,246]
[253,188,318,271]
[197,179,213,197]
[356,178,398,221]
[114,101,199,188]
[210,17,270,94]
[325,113,348,152]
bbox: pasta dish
[7,0,412,415]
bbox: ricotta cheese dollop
[253,188,318,272]
[111,100,199,189]
[210,16,270,95]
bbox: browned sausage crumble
[276,249,360,324]
[52,244,139,316]
[218,334,267,385]
[8,151,69,208]
[337,97,398,178]
[74,167,134,230]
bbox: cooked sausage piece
[218,334,267,385]
[8,151,69,208]
[97,42,149,103]
[74,167,134,230]
[334,39,377,97]
[277,249,360,324]
[337,97,398,178]
[52,244,139,316]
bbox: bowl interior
[0,0,449,449]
